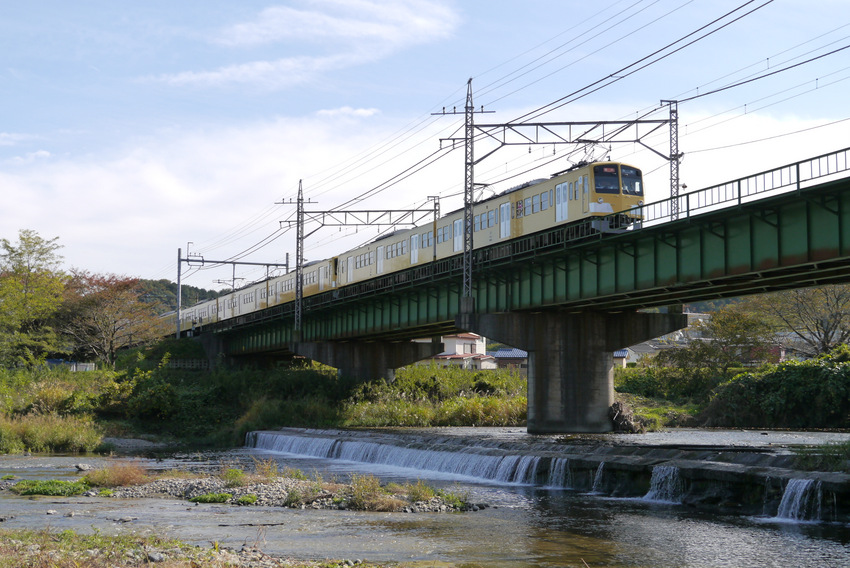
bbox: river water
[2,428,849,567]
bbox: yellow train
[177,161,644,332]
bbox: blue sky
[2,0,848,289]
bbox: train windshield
[621,166,643,196]
[593,165,620,194]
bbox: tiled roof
[434,353,494,360]
[491,348,528,358]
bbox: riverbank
[2,429,850,567]
[0,529,389,568]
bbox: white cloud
[8,150,51,165]
[218,0,457,47]
[159,53,356,88]
[0,132,31,147]
[0,112,445,283]
[316,106,381,118]
[158,0,460,88]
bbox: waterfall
[249,429,556,487]
[644,465,683,503]
[546,457,573,488]
[590,462,605,493]
[776,479,822,521]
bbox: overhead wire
[183,0,847,287]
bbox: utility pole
[432,79,494,314]
[279,186,434,336]
[174,251,289,338]
[661,100,682,219]
[434,85,681,306]
[295,181,305,339]
[176,247,182,339]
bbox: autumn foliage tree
[60,270,165,366]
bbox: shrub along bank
[3,338,850,454]
[0,339,527,451]
[616,345,850,430]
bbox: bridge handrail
[626,146,850,228]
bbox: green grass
[188,492,232,504]
[0,528,389,568]
[0,413,103,453]
[792,440,850,473]
[10,479,89,496]
[235,493,257,505]
[615,392,701,430]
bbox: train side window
[516,199,524,218]
[541,191,549,211]
[525,197,532,214]
[488,210,495,227]
[532,194,540,213]
[474,215,480,232]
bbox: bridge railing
[631,146,850,227]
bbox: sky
[2,0,849,291]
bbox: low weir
[247,427,850,522]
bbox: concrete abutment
[458,310,688,433]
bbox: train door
[377,246,384,274]
[453,219,463,252]
[318,264,326,291]
[410,234,419,263]
[581,175,589,215]
[500,202,511,238]
[347,256,353,283]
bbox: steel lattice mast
[294,180,305,335]
[462,78,475,307]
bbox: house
[415,333,497,370]
[490,347,529,375]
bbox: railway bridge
[198,147,850,433]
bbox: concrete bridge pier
[458,310,687,433]
[290,339,444,382]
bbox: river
[2,428,849,567]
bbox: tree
[653,306,778,376]
[740,286,850,357]
[59,270,166,366]
[0,229,66,365]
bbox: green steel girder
[220,174,850,356]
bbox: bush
[702,356,850,428]
[236,493,258,505]
[189,492,232,503]
[220,467,245,488]
[0,413,102,453]
[11,479,89,496]
[83,462,148,487]
[615,366,734,403]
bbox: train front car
[588,162,644,232]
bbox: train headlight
[597,197,603,203]
[638,200,644,205]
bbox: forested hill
[138,279,224,313]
